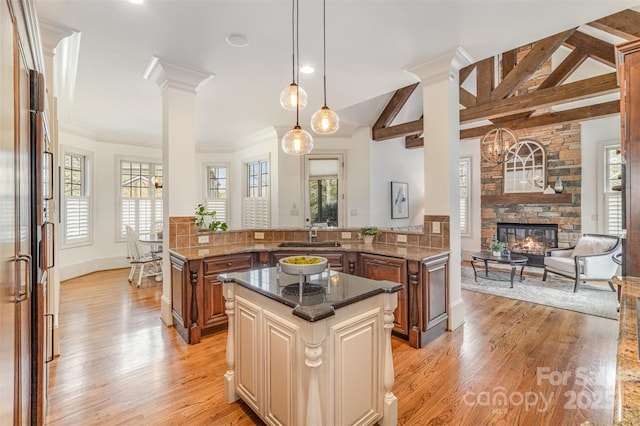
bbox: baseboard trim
[60,257,130,281]
[161,295,173,326]
[448,297,465,330]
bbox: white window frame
[116,157,163,241]
[61,146,93,248]
[242,156,270,229]
[459,157,471,237]
[203,163,229,223]
[303,152,345,228]
[602,144,622,236]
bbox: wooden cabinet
[170,252,254,344]
[358,253,408,336]
[202,254,254,331]
[409,253,450,348]
[618,40,640,276]
[224,279,396,425]
[171,248,449,348]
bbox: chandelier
[480,125,519,165]
[279,0,307,111]
[281,0,313,155]
[310,0,339,134]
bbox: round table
[470,252,528,288]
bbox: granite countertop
[613,275,640,425]
[219,266,403,322]
[168,241,450,263]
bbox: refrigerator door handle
[15,253,32,302]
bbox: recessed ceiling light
[300,65,314,74]
[128,0,144,4]
[226,33,249,48]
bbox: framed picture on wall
[391,181,409,219]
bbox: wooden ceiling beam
[372,118,423,141]
[459,63,475,85]
[404,135,423,149]
[460,100,620,140]
[459,88,476,108]
[537,49,588,90]
[476,57,494,104]
[563,31,616,67]
[588,9,640,40]
[501,49,517,80]
[372,83,419,130]
[460,72,618,123]
[491,28,576,100]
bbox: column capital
[406,46,474,86]
[39,20,76,56]
[143,56,213,93]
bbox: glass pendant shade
[480,127,518,165]
[310,106,339,134]
[282,125,314,155]
[280,83,307,111]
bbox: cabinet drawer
[204,254,254,275]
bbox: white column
[38,20,75,358]
[407,47,473,331]
[144,56,213,325]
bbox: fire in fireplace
[496,223,558,267]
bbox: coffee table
[471,252,528,288]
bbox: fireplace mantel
[481,193,573,206]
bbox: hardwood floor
[46,268,619,425]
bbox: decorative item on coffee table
[491,239,506,257]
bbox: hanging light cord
[295,0,300,126]
[322,0,327,107]
[290,0,295,84]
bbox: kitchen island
[219,267,402,426]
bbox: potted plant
[358,226,382,244]
[490,239,506,257]
[193,204,228,232]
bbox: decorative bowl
[279,256,328,276]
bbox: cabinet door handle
[226,262,233,266]
[372,259,391,266]
[45,313,55,363]
[44,151,54,200]
[15,253,32,302]
[42,222,55,270]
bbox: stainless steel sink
[278,241,341,248]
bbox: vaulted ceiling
[371,9,640,148]
[35,1,640,150]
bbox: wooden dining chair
[125,226,162,287]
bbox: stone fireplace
[496,222,558,267]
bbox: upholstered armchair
[542,233,622,292]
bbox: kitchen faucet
[306,219,315,242]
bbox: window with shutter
[63,150,91,246]
[604,146,622,236]
[205,165,228,223]
[118,159,163,239]
[242,159,270,229]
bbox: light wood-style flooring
[45,268,619,425]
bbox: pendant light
[280,0,307,111]
[282,0,313,155]
[310,0,339,134]
[480,125,518,165]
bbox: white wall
[370,137,424,229]
[580,115,621,234]
[58,131,162,280]
[460,137,481,260]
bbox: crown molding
[143,56,214,93]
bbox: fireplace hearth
[496,223,558,267]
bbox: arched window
[503,139,546,193]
